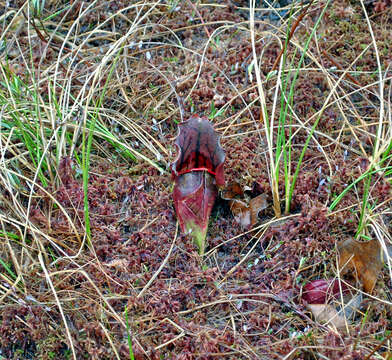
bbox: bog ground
[0,1,392,359]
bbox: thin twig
[271,0,315,72]
[186,0,211,38]
[39,252,77,360]
[322,50,361,87]
[218,227,268,286]
[364,331,392,360]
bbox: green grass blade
[0,258,17,281]
[124,306,135,360]
[329,162,392,211]
[82,48,123,243]
[285,0,332,212]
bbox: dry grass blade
[38,252,76,360]
[1,0,391,358]
[137,222,178,299]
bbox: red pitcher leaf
[173,171,217,255]
[172,115,225,187]
[58,156,76,187]
[337,238,392,293]
[172,115,225,255]
[302,279,349,304]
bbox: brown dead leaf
[221,182,268,228]
[250,194,268,226]
[222,181,249,228]
[221,182,243,199]
[230,200,251,228]
[104,258,128,271]
[307,303,347,329]
[338,238,384,293]
[307,293,362,331]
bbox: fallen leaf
[221,182,250,227]
[221,181,268,228]
[250,194,268,226]
[302,279,349,304]
[221,182,244,199]
[337,293,362,320]
[172,115,225,255]
[104,259,128,271]
[338,238,392,293]
[307,304,346,329]
[307,293,362,331]
[307,304,347,329]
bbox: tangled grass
[0,0,391,359]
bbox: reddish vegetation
[0,1,392,359]
[172,115,225,254]
[302,279,349,304]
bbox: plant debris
[307,293,363,331]
[1,0,392,358]
[307,303,347,330]
[338,238,392,293]
[221,181,268,228]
